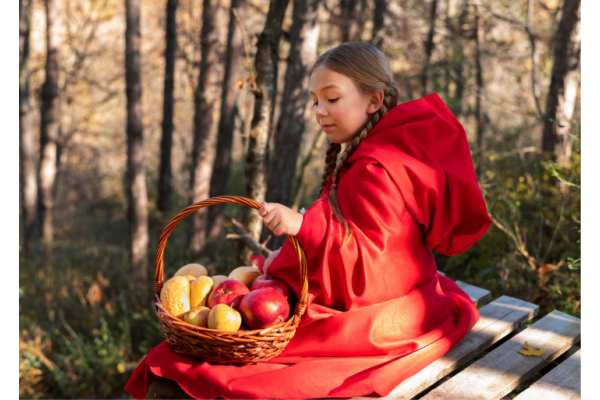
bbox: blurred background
[19,0,580,398]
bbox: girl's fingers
[259,202,275,217]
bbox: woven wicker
[153,195,309,365]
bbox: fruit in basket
[211,275,228,288]
[207,304,242,332]
[228,266,262,288]
[250,255,266,273]
[207,279,249,310]
[250,274,292,300]
[238,288,290,330]
[160,276,191,318]
[183,306,210,327]
[174,263,208,279]
[183,275,197,282]
[263,248,281,274]
[190,276,213,308]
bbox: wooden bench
[145,276,581,400]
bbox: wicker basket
[153,195,309,365]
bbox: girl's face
[310,67,383,144]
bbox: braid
[318,142,342,197]
[328,87,398,249]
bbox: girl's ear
[366,89,385,114]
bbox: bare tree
[340,0,360,42]
[446,0,465,117]
[371,0,386,49]
[125,0,149,281]
[542,0,580,167]
[157,0,178,217]
[20,0,37,245]
[474,3,486,178]
[262,0,322,251]
[205,0,248,242]
[238,0,291,266]
[422,0,438,97]
[187,0,222,257]
[38,0,63,245]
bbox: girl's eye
[312,99,338,107]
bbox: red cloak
[125,93,492,399]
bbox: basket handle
[154,195,309,318]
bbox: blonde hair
[312,42,399,249]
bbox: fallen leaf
[518,341,546,357]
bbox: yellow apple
[183,306,210,327]
[207,304,242,332]
[190,276,213,308]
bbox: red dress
[125,93,492,399]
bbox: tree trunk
[541,0,580,167]
[187,0,222,257]
[20,0,37,246]
[158,0,178,217]
[474,4,485,178]
[371,0,386,49]
[262,0,322,251]
[205,0,248,242]
[340,0,360,43]
[38,0,62,245]
[125,0,149,282]
[238,0,291,267]
[447,0,466,117]
[422,0,438,97]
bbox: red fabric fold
[125,93,491,399]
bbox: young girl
[126,42,492,399]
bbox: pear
[190,276,213,308]
[160,276,191,318]
[228,266,261,288]
[174,263,208,279]
[211,275,228,287]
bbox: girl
[126,42,492,399]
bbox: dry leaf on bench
[518,341,546,357]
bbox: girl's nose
[315,104,328,118]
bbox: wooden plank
[455,280,492,308]
[421,310,581,400]
[350,296,538,400]
[436,271,491,308]
[513,349,581,400]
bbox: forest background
[18,0,583,398]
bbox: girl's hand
[258,202,303,236]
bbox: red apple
[250,255,266,273]
[250,274,292,300]
[238,288,290,330]
[207,279,249,310]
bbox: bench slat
[351,296,538,400]
[436,271,491,307]
[421,310,581,400]
[513,349,581,400]
[455,280,492,307]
